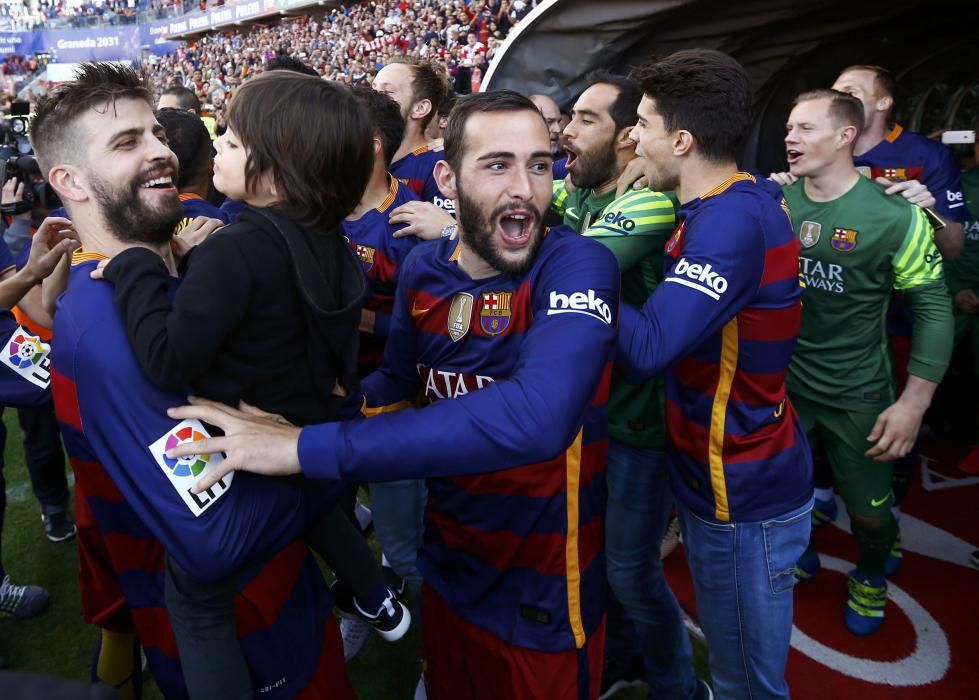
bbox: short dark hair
[443,90,544,172]
[31,62,154,174]
[584,70,642,133]
[350,85,405,167]
[160,84,201,114]
[635,49,751,162]
[156,108,212,189]
[839,64,896,101]
[265,54,320,77]
[386,56,448,130]
[793,89,864,138]
[227,72,373,232]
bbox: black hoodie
[103,204,368,426]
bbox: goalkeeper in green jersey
[780,89,954,635]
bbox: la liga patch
[148,419,233,517]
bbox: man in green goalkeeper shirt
[554,72,705,699]
[944,139,979,473]
[781,89,953,635]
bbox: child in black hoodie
[100,72,408,698]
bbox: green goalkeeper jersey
[783,175,952,412]
[552,180,677,447]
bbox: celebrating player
[781,88,953,635]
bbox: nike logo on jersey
[870,491,893,508]
[411,303,430,318]
[565,207,579,221]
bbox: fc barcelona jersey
[298,226,620,653]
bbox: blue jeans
[370,479,427,608]
[605,441,697,700]
[677,496,813,700]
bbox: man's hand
[390,200,455,240]
[767,171,798,187]
[874,177,936,209]
[164,396,303,493]
[615,157,649,198]
[25,216,79,283]
[954,289,979,314]
[1,176,24,205]
[865,377,936,465]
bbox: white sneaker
[339,616,371,662]
[660,515,681,560]
[413,672,427,700]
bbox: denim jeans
[677,496,813,700]
[370,479,427,609]
[605,441,697,700]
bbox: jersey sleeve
[616,204,765,382]
[904,282,954,384]
[0,236,16,275]
[551,179,570,217]
[582,189,676,271]
[892,205,944,290]
[926,145,967,222]
[68,324,335,583]
[296,237,620,482]
[101,237,252,392]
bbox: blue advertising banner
[0,23,182,63]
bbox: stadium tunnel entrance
[483,0,979,174]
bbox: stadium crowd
[0,3,976,700]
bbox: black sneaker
[330,580,411,642]
[42,510,77,542]
[0,575,50,620]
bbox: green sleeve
[552,180,569,216]
[904,282,955,384]
[582,189,676,273]
[893,206,944,291]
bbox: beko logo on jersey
[666,258,729,300]
[433,195,456,213]
[547,290,612,324]
[602,210,636,231]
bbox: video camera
[0,100,60,214]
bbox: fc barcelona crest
[447,292,474,342]
[480,291,512,336]
[355,244,376,271]
[799,221,821,248]
[831,228,858,253]
[665,219,686,257]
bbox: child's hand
[178,216,226,248]
[90,257,110,280]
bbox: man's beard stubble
[568,135,619,190]
[89,171,183,247]
[456,181,544,278]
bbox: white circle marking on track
[790,554,950,686]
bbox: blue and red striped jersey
[390,145,455,214]
[855,125,966,223]
[298,227,620,652]
[617,173,812,523]
[51,253,349,698]
[342,175,420,341]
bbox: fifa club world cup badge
[4,327,51,389]
[447,292,474,342]
[480,291,512,336]
[149,419,233,516]
[831,228,858,253]
[799,221,821,248]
